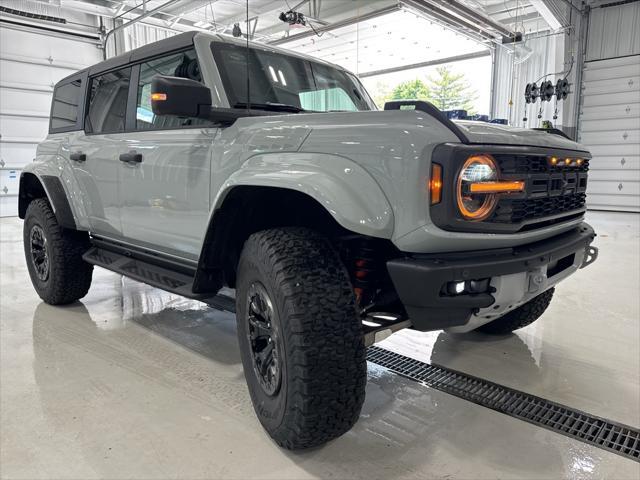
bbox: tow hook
[581,246,599,268]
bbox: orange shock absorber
[352,240,377,307]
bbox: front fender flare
[213,152,394,238]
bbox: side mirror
[151,75,212,117]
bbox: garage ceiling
[281,9,488,75]
[1,0,564,47]
[0,0,569,80]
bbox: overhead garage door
[0,23,101,217]
[578,0,640,213]
[579,55,640,212]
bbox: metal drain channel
[367,346,640,462]
[212,296,638,461]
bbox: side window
[86,67,131,134]
[136,49,209,130]
[50,79,82,132]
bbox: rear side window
[86,67,131,134]
[50,79,82,132]
[136,49,210,130]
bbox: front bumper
[387,222,597,332]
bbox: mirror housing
[151,75,212,117]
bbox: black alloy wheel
[246,282,282,396]
[29,224,50,281]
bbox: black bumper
[387,223,597,331]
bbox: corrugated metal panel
[0,23,101,217]
[578,55,640,212]
[586,1,640,61]
[492,33,564,127]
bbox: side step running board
[82,246,235,310]
[83,246,410,341]
[363,313,412,346]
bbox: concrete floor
[1,212,639,480]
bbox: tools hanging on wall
[524,77,570,104]
[522,77,571,126]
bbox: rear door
[119,49,215,260]
[69,67,132,237]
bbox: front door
[118,50,215,260]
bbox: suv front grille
[428,144,591,234]
[493,193,587,224]
[489,154,590,227]
[496,154,590,174]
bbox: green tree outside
[387,66,478,114]
[390,79,430,102]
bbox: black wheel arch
[19,173,76,230]
[192,186,351,293]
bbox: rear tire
[476,288,555,334]
[235,227,366,449]
[23,198,93,305]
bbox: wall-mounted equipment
[523,77,570,127]
[279,10,306,26]
[524,78,570,104]
[555,78,570,100]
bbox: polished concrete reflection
[1,213,639,479]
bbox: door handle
[70,152,86,162]
[119,151,143,163]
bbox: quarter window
[136,49,210,130]
[86,67,131,134]
[50,79,82,131]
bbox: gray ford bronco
[20,31,598,449]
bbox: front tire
[23,198,93,305]
[476,288,555,334]
[235,227,366,449]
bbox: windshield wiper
[233,102,307,113]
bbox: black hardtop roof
[55,31,197,86]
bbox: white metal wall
[577,1,640,212]
[586,1,640,61]
[0,23,102,216]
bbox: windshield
[211,41,375,112]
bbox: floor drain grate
[367,346,640,462]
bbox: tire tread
[477,288,555,334]
[238,227,366,449]
[24,198,93,305]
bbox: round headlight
[456,155,499,221]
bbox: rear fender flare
[19,159,89,230]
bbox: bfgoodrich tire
[23,198,93,305]
[235,227,366,450]
[476,288,555,334]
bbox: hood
[453,120,589,152]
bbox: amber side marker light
[429,163,443,205]
[469,181,525,194]
[151,93,167,101]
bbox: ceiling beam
[267,5,401,46]
[358,49,491,78]
[401,0,496,43]
[417,0,513,37]
[529,0,563,30]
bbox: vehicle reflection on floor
[30,295,610,480]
